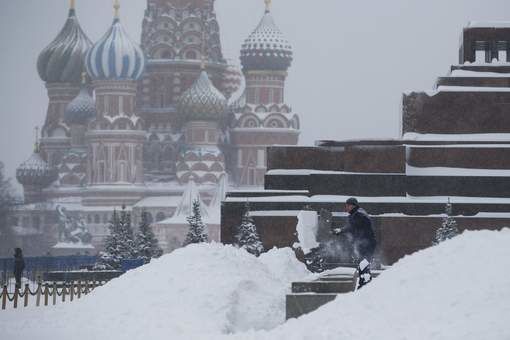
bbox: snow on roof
[134,196,182,208]
[406,165,510,177]
[266,169,403,176]
[52,242,95,249]
[403,132,510,142]
[467,21,510,28]
[226,194,510,205]
[249,210,301,217]
[449,70,510,78]
[435,85,510,93]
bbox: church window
[186,50,198,60]
[156,212,166,222]
[94,215,100,224]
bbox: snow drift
[0,243,309,340]
[226,229,510,340]
[3,229,509,340]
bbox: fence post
[13,286,19,309]
[84,280,89,295]
[62,284,66,303]
[36,280,41,307]
[1,285,7,310]
[77,281,82,299]
[52,282,57,306]
[70,281,74,302]
[44,283,49,306]
[24,284,29,307]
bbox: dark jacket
[14,254,25,276]
[344,207,377,258]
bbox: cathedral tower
[175,66,227,184]
[138,0,232,180]
[231,0,300,186]
[85,1,146,194]
[36,0,92,168]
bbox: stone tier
[403,91,510,134]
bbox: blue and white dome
[85,15,145,81]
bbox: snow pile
[0,243,309,340]
[227,229,510,340]
[294,210,319,254]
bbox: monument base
[51,242,96,256]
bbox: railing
[1,279,101,310]
[1,255,98,294]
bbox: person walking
[334,198,377,288]
[13,248,25,289]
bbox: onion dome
[16,144,57,188]
[37,1,92,83]
[178,70,227,122]
[240,0,293,72]
[222,63,243,99]
[64,77,96,125]
[85,2,146,81]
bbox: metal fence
[0,256,98,294]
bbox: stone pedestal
[51,243,96,256]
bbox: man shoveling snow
[333,197,377,288]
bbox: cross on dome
[265,0,271,13]
[114,0,120,18]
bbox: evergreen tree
[235,202,264,256]
[96,206,136,270]
[183,199,208,246]
[136,210,163,264]
[433,199,460,245]
[0,162,15,257]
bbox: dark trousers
[14,272,22,289]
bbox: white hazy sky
[1,0,509,184]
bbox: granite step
[286,293,338,320]
[292,279,356,294]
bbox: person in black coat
[334,198,377,262]
[13,248,25,289]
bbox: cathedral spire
[70,0,75,10]
[265,0,271,13]
[114,0,120,19]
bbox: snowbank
[4,230,509,340]
[0,243,309,340]
[226,229,510,340]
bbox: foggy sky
[1,0,510,187]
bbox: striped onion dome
[85,15,146,81]
[37,6,92,83]
[240,3,293,72]
[64,84,96,125]
[16,149,57,188]
[178,70,227,122]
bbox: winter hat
[346,197,359,206]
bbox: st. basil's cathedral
[13,0,300,255]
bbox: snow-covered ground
[0,244,309,340]
[2,229,509,340]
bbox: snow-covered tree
[183,199,208,246]
[0,162,15,257]
[135,210,163,264]
[96,206,136,270]
[235,202,264,256]
[433,199,460,245]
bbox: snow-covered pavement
[1,229,509,340]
